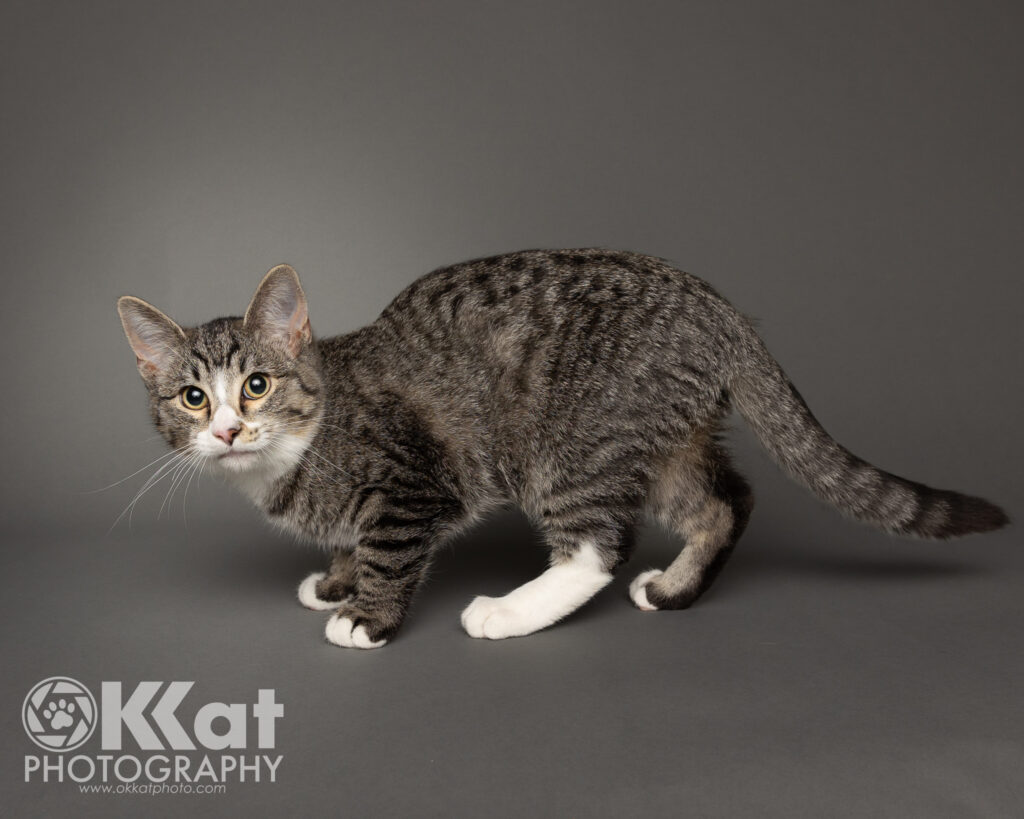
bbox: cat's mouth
[216,448,262,470]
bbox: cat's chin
[214,449,263,472]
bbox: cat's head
[117,264,322,478]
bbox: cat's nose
[213,425,240,445]
[210,405,242,445]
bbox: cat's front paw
[325,606,388,649]
[298,571,353,611]
[298,572,336,611]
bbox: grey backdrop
[2,1,1022,816]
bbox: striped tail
[728,323,1008,538]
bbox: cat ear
[244,264,312,357]
[117,296,186,377]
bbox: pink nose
[213,425,240,445]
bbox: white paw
[297,572,340,611]
[629,569,663,611]
[461,595,531,640]
[325,614,387,649]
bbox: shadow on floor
[199,511,987,615]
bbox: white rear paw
[297,572,341,611]
[461,543,613,639]
[461,595,529,640]
[325,614,387,649]
[629,569,663,611]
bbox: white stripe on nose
[214,372,229,406]
[210,404,241,445]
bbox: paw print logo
[43,699,76,730]
[22,677,97,752]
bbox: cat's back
[350,248,739,406]
[378,248,729,339]
[313,249,744,498]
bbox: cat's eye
[181,386,208,410]
[243,373,271,400]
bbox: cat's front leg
[297,548,357,611]
[324,535,436,649]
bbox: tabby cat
[117,250,1007,648]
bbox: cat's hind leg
[631,445,754,611]
[298,549,357,611]
[460,541,613,639]
[461,505,638,640]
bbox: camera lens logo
[22,677,97,752]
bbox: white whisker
[108,448,193,534]
[84,445,191,494]
[159,449,204,520]
[181,452,207,529]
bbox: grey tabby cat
[117,249,1007,648]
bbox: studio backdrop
[2,2,1021,817]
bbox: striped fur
[729,325,1008,538]
[118,249,1008,645]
